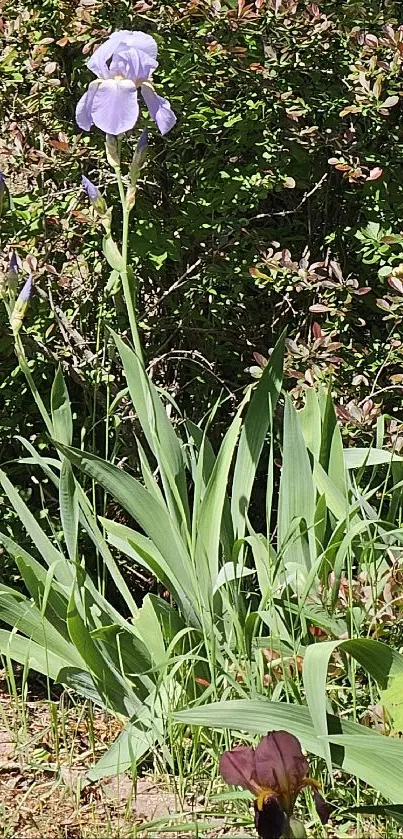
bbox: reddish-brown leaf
[72,209,91,224]
[388,276,403,295]
[49,139,69,152]
[253,351,268,368]
[367,167,383,181]
[309,303,330,313]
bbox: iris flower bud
[81,175,108,214]
[11,275,33,335]
[127,130,148,210]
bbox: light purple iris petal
[109,49,140,81]
[133,47,158,81]
[91,79,139,135]
[88,30,158,80]
[117,31,158,60]
[110,47,157,83]
[88,31,128,79]
[76,80,99,130]
[140,84,176,135]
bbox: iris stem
[286,816,307,839]
[14,332,54,437]
[1,295,53,435]
[115,139,144,365]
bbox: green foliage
[2,0,403,448]
[2,3,403,833]
[1,344,403,816]
[380,674,403,734]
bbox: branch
[34,285,95,363]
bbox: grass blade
[0,469,73,587]
[303,638,403,774]
[231,329,285,540]
[59,459,78,562]
[278,397,315,570]
[51,365,73,446]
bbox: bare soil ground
[0,670,231,839]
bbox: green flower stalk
[0,268,54,436]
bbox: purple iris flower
[75,30,176,137]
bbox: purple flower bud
[82,174,100,202]
[0,170,6,213]
[137,129,148,154]
[4,251,18,297]
[130,129,148,191]
[9,251,18,274]
[19,275,33,303]
[105,134,120,168]
[81,174,107,215]
[11,275,33,335]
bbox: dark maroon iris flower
[219,730,330,839]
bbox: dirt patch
[0,670,247,838]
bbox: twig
[249,173,328,221]
[147,349,235,396]
[360,384,403,404]
[146,258,202,318]
[33,285,95,363]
